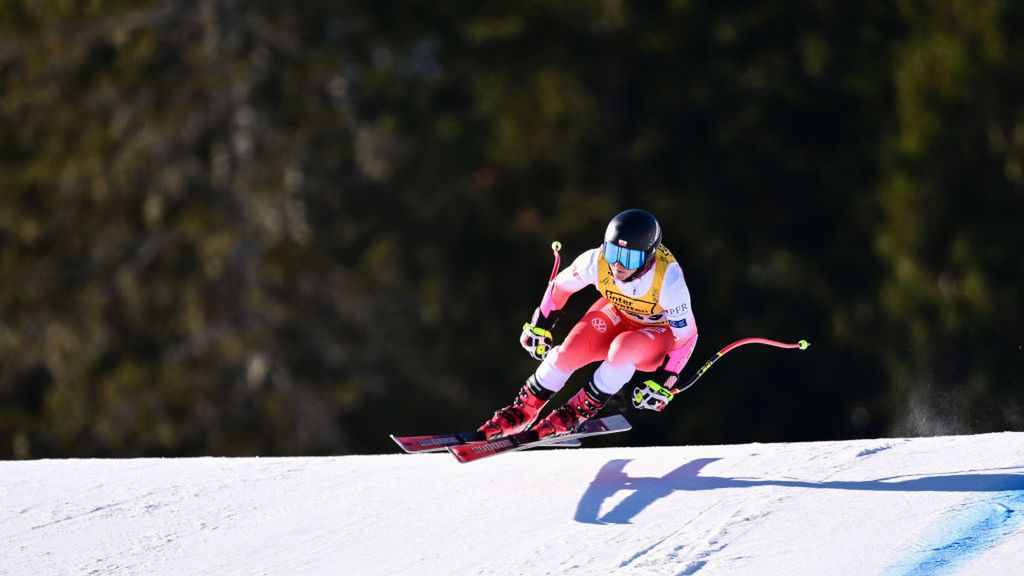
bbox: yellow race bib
[596,245,675,325]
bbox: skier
[478,208,699,439]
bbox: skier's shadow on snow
[575,458,1024,524]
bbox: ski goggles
[603,241,646,270]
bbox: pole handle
[547,241,562,284]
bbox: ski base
[447,414,631,463]
[390,430,486,453]
[390,429,580,453]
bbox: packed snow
[2,432,1023,575]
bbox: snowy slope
[2,433,1023,576]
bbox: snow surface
[2,432,1024,576]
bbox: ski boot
[478,376,554,439]
[532,381,610,438]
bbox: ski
[447,414,631,463]
[390,429,580,453]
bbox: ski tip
[389,435,415,453]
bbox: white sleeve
[552,247,601,291]
[539,247,601,316]
[659,263,697,342]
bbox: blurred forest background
[1,0,1022,459]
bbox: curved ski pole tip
[798,339,810,350]
[551,241,562,252]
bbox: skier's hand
[521,323,554,360]
[632,381,674,411]
[632,369,679,411]
[520,307,559,360]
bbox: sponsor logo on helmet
[669,318,688,328]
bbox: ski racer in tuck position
[478,208,699,440]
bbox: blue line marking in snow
[893,489,1024,576]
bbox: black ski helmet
[604,209,662,276]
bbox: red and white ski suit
[533,244,698,395]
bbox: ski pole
[521,241,564,360]
[667,337,810,395]
[546,241,562,283]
